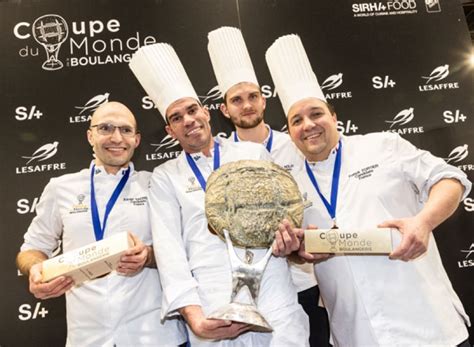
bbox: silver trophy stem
[207,229,273,332]
[223,229,272,304]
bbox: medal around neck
[205,160,304,332]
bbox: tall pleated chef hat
[208,26,259,96]
[129,43,199,119]
[265,34,326,116]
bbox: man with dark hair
[130,42,309,346]
[267,33,472,346]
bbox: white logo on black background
[321,73,343,91]
[461,244,474,259]
[75,92,110,115]
[199,84,277,112]
[372,75,396,89]
[17,197,40,214]
[443,109,467,124]
[151,134,180,151]
[464,197,474,212]
[70,92,110,123]
[145,134,181,161]
[352,0,417,18]
[321,73,352,100]
[14,15,157,69]
[15,105,44,121]
[199,86,222,104]
[425,0,441,13]
[444,144,474,172]
[22,141,58,164]
[18,302,49,321]
[32,14,69,71]
[337,120,359,134]
[385,107,414,128]
[422,64,449,84]
[16,141,66,174]
[199,85,223,111]
[445,144,468,164]
[458,243,474,268]
[384,107,424,135]
[418,64,459,91]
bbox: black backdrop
[1,0,472,345]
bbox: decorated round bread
[205,160,304,248]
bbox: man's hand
[297,225,333,264]
[272,219,302,257]
[180,305,250,340]
[379,216,432,261]
[117,233,151,275]
[29,263,73,300]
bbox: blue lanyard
[90,165,130,241]
[304,140,342,224]
[233,128,273,153]
[185,142,220,191]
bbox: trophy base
[42,60,63,71]
[208,302,273,332]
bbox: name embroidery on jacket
[348,164,379,180]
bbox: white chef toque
[208,26,259,97]
[129,43,199,120]
[265,34,326,116]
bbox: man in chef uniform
[265,34,472,346]
[129,42,309,346]
[16,101,187,346]
[207,26,329,347]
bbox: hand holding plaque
[304,227,398,254]
[205,160,304,332]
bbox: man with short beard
[16,101,187,346]
[207,26,330,347]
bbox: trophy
[205,160,304,332]
[32,14,68,71]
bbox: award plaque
[42,232,134,284]
[304,228,397,254]
[205,160,304,332]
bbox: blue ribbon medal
[233,128,273,153]
[185,142,220,191]
[304,140,342,229]
[90,165,130,241]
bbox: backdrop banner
[1,0,472,345]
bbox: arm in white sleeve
[149,167,201,318]
[394,134,471,202]
[17,178,74,299]
[20,178,63,257]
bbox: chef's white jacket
[149,139,309,346]
[295,133,471,346]
[21,162,187,347]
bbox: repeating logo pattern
[22,141,59,164]
[385,107,414,128]
[444,145,469,164]
[321,73,352,100]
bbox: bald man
[16,102,186,346]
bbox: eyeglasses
[90,123,138,137]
